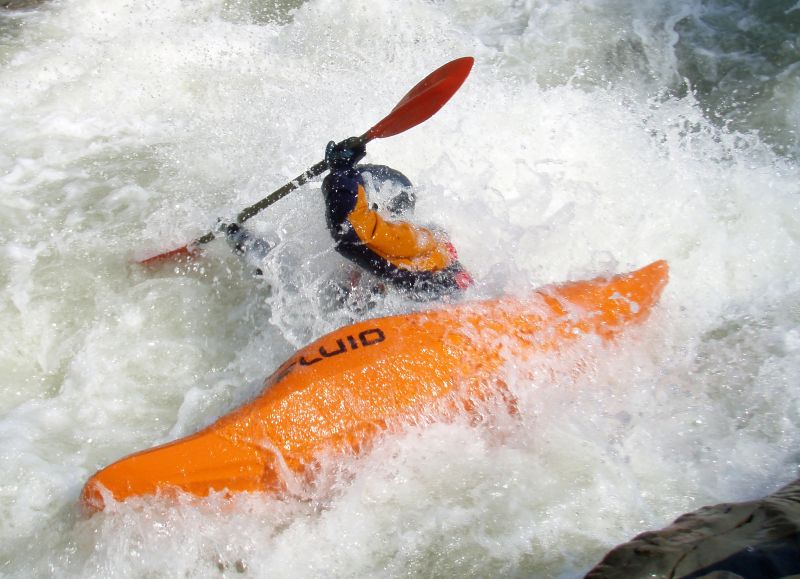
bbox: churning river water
[1,0,799,576]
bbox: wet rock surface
[1,0,47,9]
[586,479,800,579]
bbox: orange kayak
[82,260,668,511]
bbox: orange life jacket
[347,184,451,272]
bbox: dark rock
[1,0,47,10]
[586,479,800,579]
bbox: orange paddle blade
[136,243,203,266]
[133,58,475,266]
[366,56,474,140]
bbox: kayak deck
[82,260,669,511]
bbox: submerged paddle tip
[136,244,203,266]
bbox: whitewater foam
[1,0,799,576]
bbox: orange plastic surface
[82,260,668,511]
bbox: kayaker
[322,137,473,299]
[224,138,472,301]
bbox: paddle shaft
[193,134,368,246]
[140,57,474,263]
[236,159,329,224]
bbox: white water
[1,0,799,576]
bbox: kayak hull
[82,260,669,511]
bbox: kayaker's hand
[220,222,246,255]
[215,219,239,235]
[325,137,366,168]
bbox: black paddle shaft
[237,158,329,224]
[194,136,371,246]
[140,58,473,263]
[192,159,329,246]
